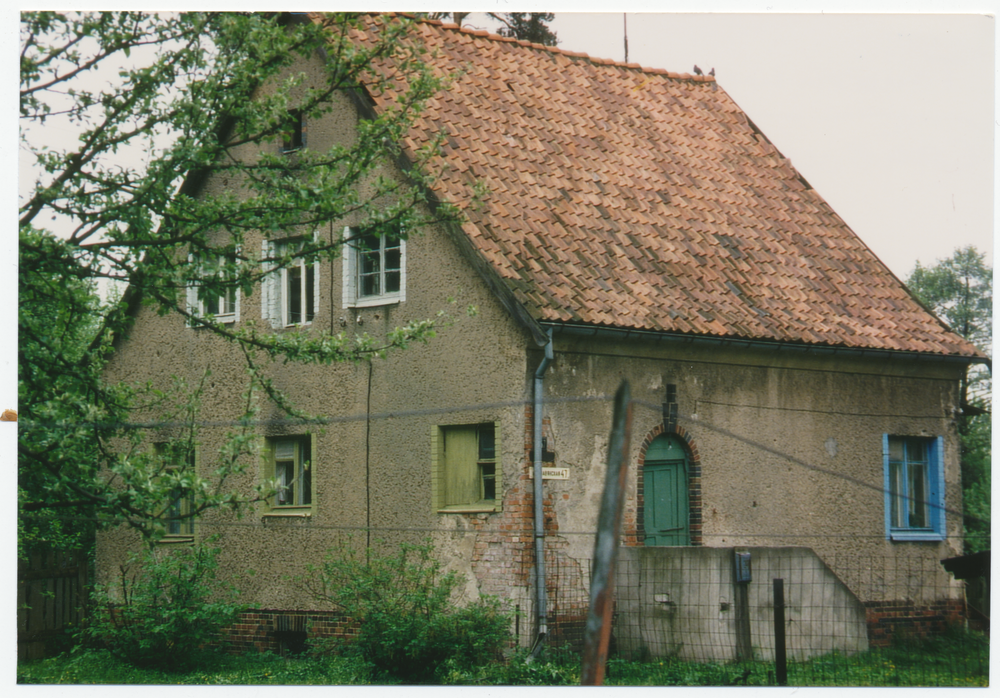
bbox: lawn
[18,628,989,687]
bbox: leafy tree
[18,239,103,557]
[488,13,558,46]
[19,12,458,548]
[906,246,992,552]
[427,13,559,46]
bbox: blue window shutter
[882,433,891,540]
[929,436,946,536]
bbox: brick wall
[217,609,356,654]
[865,598,966,647]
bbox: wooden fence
[17,549,88,661]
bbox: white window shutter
[186,254,200,326]
[342,226,355,308]
[398,237,407,304]
[261,240,281,329]
[279,266,289,328]
[260,240,271,325]
[313,229,321,318]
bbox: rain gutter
[530,328,554,658]
[544,322,990,368]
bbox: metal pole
[581,380,632,685]
[773,578,787,686]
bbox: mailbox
[734,551,752,583]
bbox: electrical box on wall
[734,551,752,583]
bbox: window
[265,436,313,514]
[883,435,945,541]
[280,110,305,153]
[261,238,320,328]
[155,443,196,541]
[431,423,500,513]
[186,255,240,324]
[342,227,406,308]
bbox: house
[99,14,987,655]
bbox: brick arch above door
[633,423,703,546]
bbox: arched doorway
[643,435,690,546]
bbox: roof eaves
[545,321,990,366]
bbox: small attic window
[280,110,305,153]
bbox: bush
[301,539,511,683]
[441,647,580,685]
[82,542,244,671]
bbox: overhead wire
[18,389,990,529]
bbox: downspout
[530,329,554,657]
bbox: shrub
[82,542,244,671]
[301,539,511,683]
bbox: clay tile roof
[337,14,984,360]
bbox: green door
[643,436,690,546]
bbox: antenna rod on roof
[623,13,629,64]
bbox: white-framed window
[261,237,320,328]
[342,226,406,308]
[431,422,500,513]
[883,435,946,541]
[264,436,313,514]
[186,255,240,325]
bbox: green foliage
[489,13,559,46]
[906,245,991,552]
[300,539,512,683]
[19,628,989,686]
[18,649,379,685]
[441,646,579,685]
[19,12,460,547]
[81,542,244,671]
[908,246,992,351]
[960,412,991,553]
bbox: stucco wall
[534,333,966,604]
[98,53,534,610]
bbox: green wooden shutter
[444,427,478,506]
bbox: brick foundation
[865,598,966,647]
[217,609,357,654]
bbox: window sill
[889,529,945,542]
[347,295,403,309]
[263,508,312,518]
[437,504,500,515]
[158,536,195,545]
[188,316,237,327]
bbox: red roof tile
[335,15,984,360]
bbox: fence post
[581,380,632,686]
[773,578,787,686]
[733,550,752,662]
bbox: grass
[18,628,989,687]
[17,649,383,686]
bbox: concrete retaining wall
[614,546,868,662]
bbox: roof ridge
[412,14,716,83]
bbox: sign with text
[528,467,570,480]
